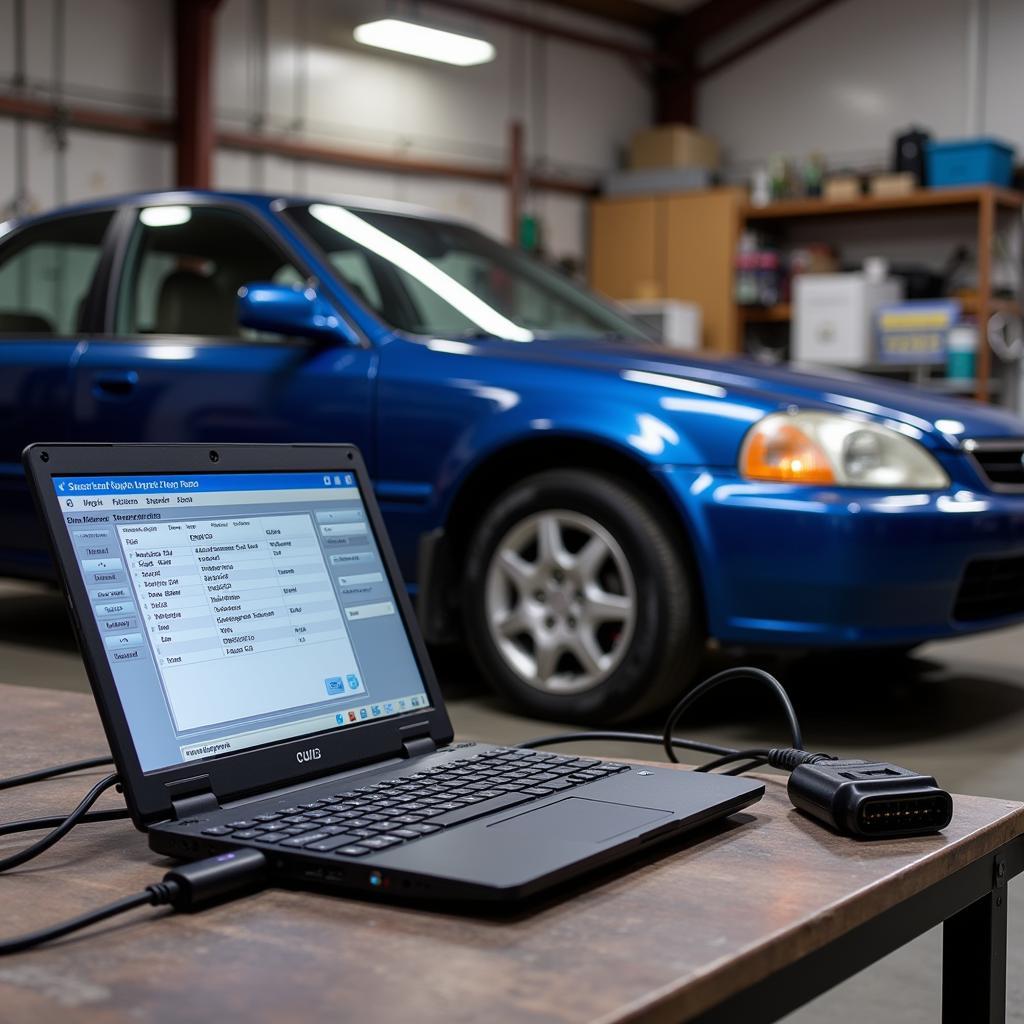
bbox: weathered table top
[1,682,1022,1024]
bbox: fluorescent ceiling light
[353,18,495,66]
[309,204,532,342]
[140,205,192,228]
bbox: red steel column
[175,0,220,188]
[507,119,525,246]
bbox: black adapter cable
[0,753,130,874]
[0,773,123,873]
[0,764,268,955]
[0,848,268,954]
[519,666,803,772]
[0,666,952,953]
[0,755,129,842]
[0,755,114,791]
[519,665,953,839]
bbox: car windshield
[282,202,649,343]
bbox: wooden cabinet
[589,196,663,304]
[589,188,745,353]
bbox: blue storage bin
[926,138,1015,187]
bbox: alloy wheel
[484,509,637,695]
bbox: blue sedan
[0,189,1022,721]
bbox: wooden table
[2,683,1022,1024]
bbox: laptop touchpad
[488,797,672,842]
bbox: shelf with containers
[588,184,1022,404]
[737,186,1023,402]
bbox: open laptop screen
[52,470,431,773]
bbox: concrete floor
[1,577,1022,1021]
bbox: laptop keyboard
[200,748,631,858]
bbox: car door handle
[91,370,139,400]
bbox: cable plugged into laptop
[0,848,268,955]
[521,668,954,841]
[0,665,952,955]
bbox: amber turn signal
[741,418,836,484]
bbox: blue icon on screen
[359,708,368,720]
[346,674,360,691]
[324,676,344,695]
[336,714,345,725]
[371,705,381,716]
[384,702,394,714]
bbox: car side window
[0,210,113,335]
[115,205,303,339]
[327,250,384,313]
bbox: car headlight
[739,411,950,489]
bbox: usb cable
[0,666,952,954]
[0,848,268,954]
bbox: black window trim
[100,193,369,347]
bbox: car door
[71,199,376,465]
[0,208,115,576]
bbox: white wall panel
[62,131,172,202]
[982,0,1024,150]
[0,0,643,260]
[698,0,972,173]
[0,0,15,82]
[63,0,172,111]
[542,38,650,174]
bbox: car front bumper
[660,468,1024,647]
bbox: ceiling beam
[426,0,677,65]
[696,0,846,79]
[524,0,670,31]
[655,0,849,124]
[681,0,788,43]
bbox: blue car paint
[1,189,1024,652]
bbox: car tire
[461,469,702,723]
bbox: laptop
[24,442,763,904]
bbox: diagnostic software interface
[53,471,430,772]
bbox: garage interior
[3,1,1024,1022]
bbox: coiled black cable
[662,666,803,764]
[518,667,804,778]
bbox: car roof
[8,188,469,232]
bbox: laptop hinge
[167,775,220,820]
[402,735,437,758]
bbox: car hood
[478,338,1024,446]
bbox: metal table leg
[942,854,1008,1024]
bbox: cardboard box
[869,172,916,198]
[823,175,861,201]
[629,124,719,172]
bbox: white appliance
[620,299,701,350]
[792,273,903,367]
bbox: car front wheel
[461,469,701,722]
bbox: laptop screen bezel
[24,442,454,827]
